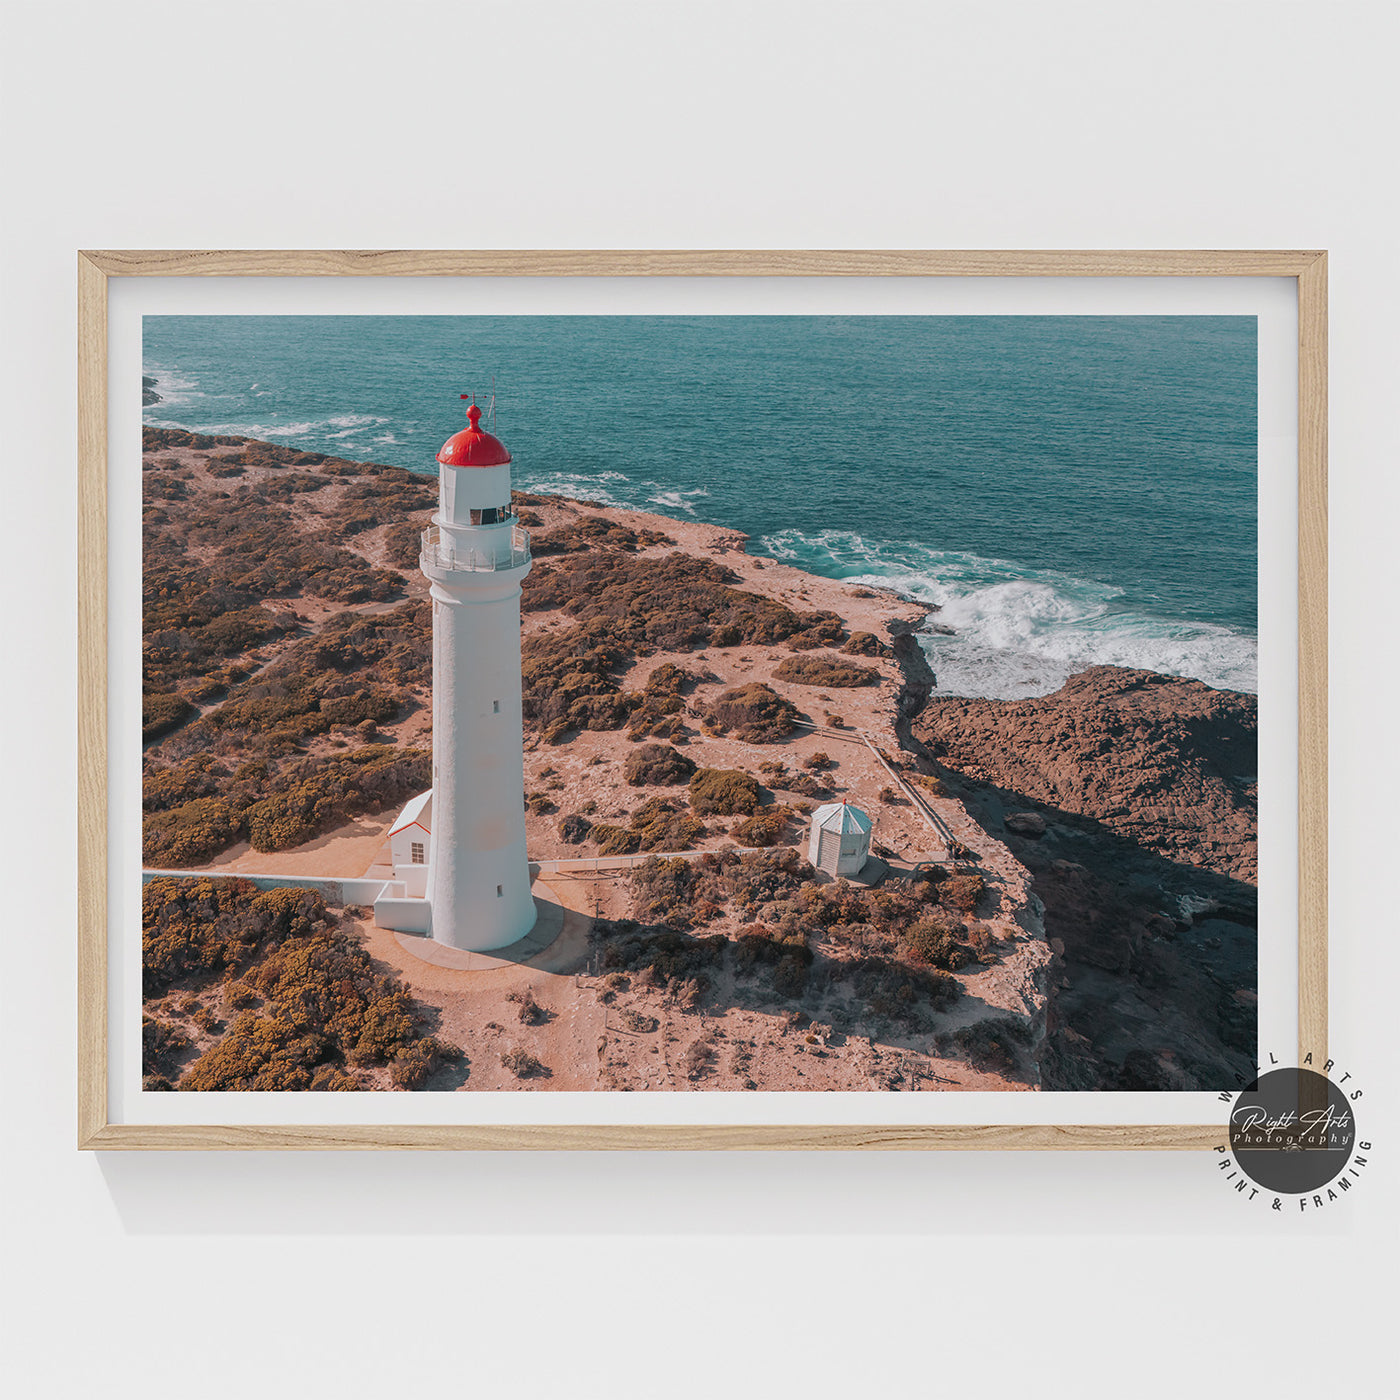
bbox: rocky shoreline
[909,669,1258,1090]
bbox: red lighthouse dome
[437,398,512,468]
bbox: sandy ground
[204,812,397,877]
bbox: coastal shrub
[624,743,697,787]
[141,1014,190,1081]
[143,692,196,742]
[630,856,697,928]
[841,631,892,658]
[965,923,997,962]
[840,955,960,1021]
[507,989,550,1025]
[520,618,637,742]
[626,663,698,740]
[598,923,726,984]
[805,751,834,770]
[144,876,452,1090]
[521,549,837,654]
[207,682,401,746]
[389,1037,461,1090]
[712,846,815,913]
[590,823,638,856]
[179,1011,329,1091]
[515,553,850,739]
[244,789,327,851]
[683,1037,716,1080]
[238,746,428,852]
[501,1048,548,1079]
[952,1017,1032,1074]
[143,878,318,993]
[688,767,762,816]
[773,653,879,688]
[530,513,673,556]
[755,763,830,798]
[142,797,244,868]
[382,520,425,568]
[784,611,847,650]
[592,799,706,856]
[558,813,593,844]
[940,872,986,915]
[734,923,813,996]
[178,676,227,704]
[143,754,224,813]
[901,916,969,971]
[199,606,286,657]
[145,743,429,864]
[699,683,798,743]
[730,807,790,847]
[310,1063,361,1091]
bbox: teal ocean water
[143,315,1258,697]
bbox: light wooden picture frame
[78,249,1327,1150]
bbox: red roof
[437,401,512,468]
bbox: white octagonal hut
[807,800,873,877]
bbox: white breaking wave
[759,528,1257,698]
[142,410,391,440]
[647,487,710,515]
[254,413,388,438]
[519,471,635,509]
[143,368,205,409]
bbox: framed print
[77,250,1327,1149]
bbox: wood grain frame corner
[76,249,1327,1151]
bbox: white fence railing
[420,523,530,573]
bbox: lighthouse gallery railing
[420,523,530,573]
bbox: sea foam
[759,528,1257,698]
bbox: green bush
[143,798,243,867]
[501,1048,548,1079]
[388,1037,460,1090]
[700,683,799,742]
[841,631,892,657]
[143,755,223,813]
[141,1014,190,1080]
[688,767,762,816]
[774,653,879,687]
[941,873,985,915]
[626,663,697,740]
[143,692,196,742]
[592,798,706,855]
[730,807,790,847]
[901,916,969,971]
[143,876,456,1091]
[624,743,697,787]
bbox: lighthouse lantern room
[374,398,537,951]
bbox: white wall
[2,3,1396,1396]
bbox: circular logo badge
[1229,1067,1358,1194]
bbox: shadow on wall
[90,1149,1280,1239]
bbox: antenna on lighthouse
[489,374,497,434]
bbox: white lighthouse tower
[377,396,537,951]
